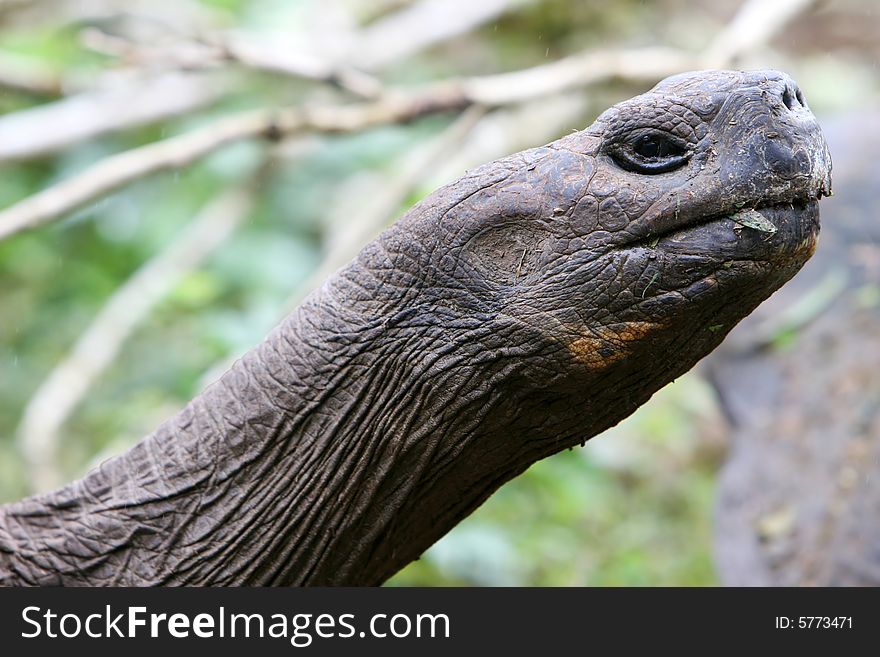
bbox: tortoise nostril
[782,84,806,111]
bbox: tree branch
[351,0,528,71]
[80,27,384,100]
[460,47,696,105]
[0,0,820,244]
[0,89,470,242]
[0,72,224,164]
[701,0,820,68]
[219,38,384,99]
[0,47,695,241]
[0,51,68,97]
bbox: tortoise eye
[609,130,691,174]
[633,134,684,159]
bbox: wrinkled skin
[0,70,831,586]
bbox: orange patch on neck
[569,321,663,368]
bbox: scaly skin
[0,70,831,586]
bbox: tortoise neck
[0,271,551,585]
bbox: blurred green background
[1,0,877,585]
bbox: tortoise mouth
[650,198,821,262]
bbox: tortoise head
[532,68,834,376]
[343,69,831,441]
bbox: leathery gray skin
[0,70,831,586]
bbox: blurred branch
[0,89,469,242]
[77,0,527,101]
[702,0,820,68]
[463,0,820,104]
[0,0,818,243]
[219,38,384,99]
[0,0,219,33]
[0,0,559,164]
[16,178,259,493]
[0,0,514,210]
[460,47,695,105]
[351,0,526,70]
[81,28,384,99]
[0,72,224,163]
[0,51,68,97]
